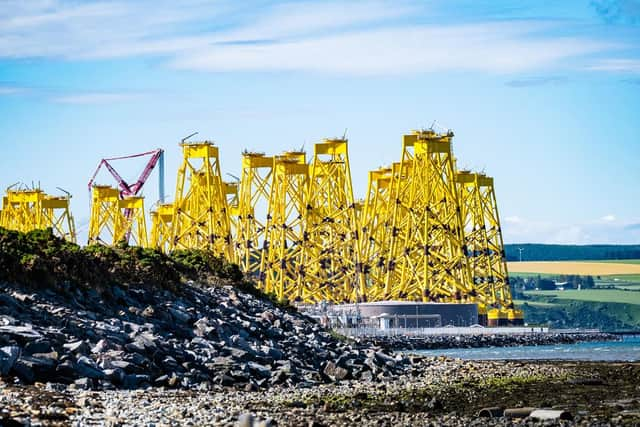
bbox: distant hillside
[504,244,640,262]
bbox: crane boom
[88,148,164,197]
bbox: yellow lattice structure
[118,196,148,247]
[299,139,364,303]
[150,203,174,252]
[1,188,76,242]
[41,195,77,243]
[224,181,240,252]
[475,174,522,323]
[258,154,308,301]
[224,181,239,210]
[88,186,147,246]
[2,127,520,319]
[383,130,473,302]
[236,153,273,274]
[1,189,45,233]
[456,171,493,306]
[359,167,394,301]
[88,186,120,245]
[171,142,234,260]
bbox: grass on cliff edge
[0,226,293,310]
[525,289,640,305]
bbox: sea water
[414,335,640,361]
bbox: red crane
[88,148,165,201]
[88,148,165,243]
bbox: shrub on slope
[0,227,249,296]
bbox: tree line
[505,244,640,261]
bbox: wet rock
[63,340,88,354]
[24,340,52,355]
[0,325,42,341]
[13,355,57,383]
[246,362,271,379]
[76,356,105,379]
[123,374,150,388]
[0,346,21,375]
[91,339,111,354]
[217,374,235,386]
[104,368,125,384]
[32,351,58,362]
[169,307,192,324]
[124,340,146,354]
[56,360,77,378]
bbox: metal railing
[336,326,551,337]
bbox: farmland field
[525,289,640,305]
[511,262,640,328]
[507,261,640,276]
[583,259,640,264]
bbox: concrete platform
[331,301,479,327]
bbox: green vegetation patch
[605,274,640,282]
[526,289,640,305]
[0,227,291,309]
[311,372,562,416]
[513,299,558,308]
[519,300,640,330]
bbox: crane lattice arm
[87,149,164,197]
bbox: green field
[513,299,558,308]
[518,289,640,330]
[510,261,640,328]
[510,261,640,291]
[525,289,640,305]
[605,274,640,281]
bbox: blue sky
[1,0,639,244]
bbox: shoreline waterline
[410,336,640,362]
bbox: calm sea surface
[414,336,640,361]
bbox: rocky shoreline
[2,279,639,426]
[1,359,639,426]
[1,228,638,426]
[2,279,640,425]
[353,331,620,351]
[0,280,409,390]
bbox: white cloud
[0,0,619,75]
[53,92,139,105]
[0,86,24,95]
[504,215,523,224]
[0,0,233,59]
[219,1,414,42]
[503,214,640,244]
[589,58,640,73]
[172,24,613,75]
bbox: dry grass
[507,261,640,276]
